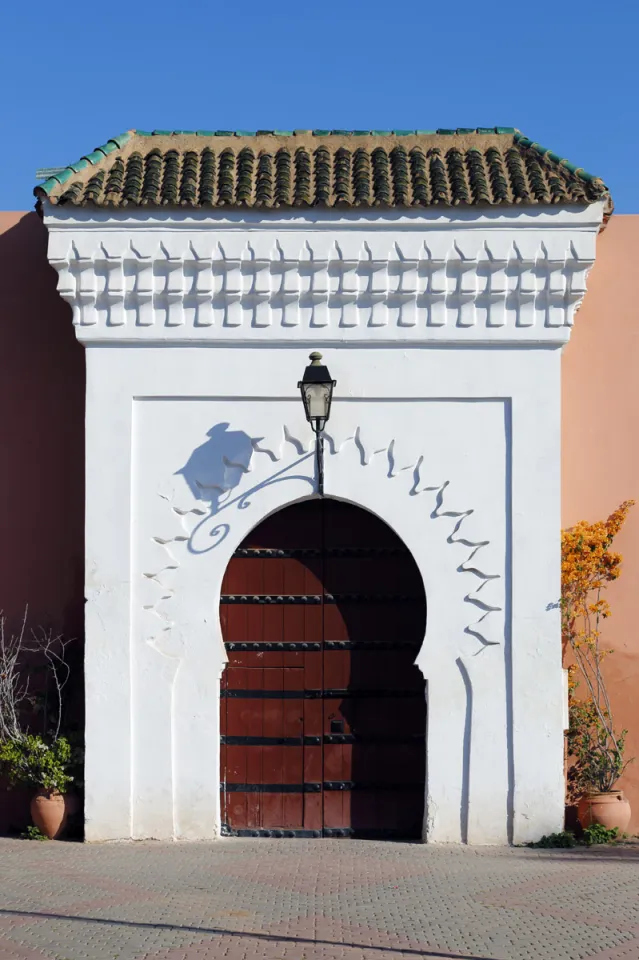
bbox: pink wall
[0,212,85,832]
[0,209,637,837]
[562,214,639,834]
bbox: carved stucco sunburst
[140,424,503,660]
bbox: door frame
[219,498,427,838]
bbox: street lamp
[298,352,336,497]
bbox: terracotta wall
[0,212,85,832]
[0,209,637,837]
[562,214,639,834]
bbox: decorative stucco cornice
[44,207,602,344]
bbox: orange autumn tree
[562,500,634,798]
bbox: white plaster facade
[42,202,604,844]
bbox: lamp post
[298,352,336,497]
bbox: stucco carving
[141,423,502,663]
[45,211,599,342]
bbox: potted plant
[0,608,80,839]
[567,678,631,831]
[0,735,75,838]
[562,501,634,832]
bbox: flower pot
[30,789,72,839]
[577,791,632,832]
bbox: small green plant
[582,823,619,845]
[528,831,578,848]
[0,734,73,792]
[528,825,623,849]
[22,824,48,841]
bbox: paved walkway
[0,838,638,960]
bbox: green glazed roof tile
[53,168,73,185]
[109,133,133,148]
[34,126,610,212]
[83,150,105,165]
[39,177,59,195]
[69,159,89,173]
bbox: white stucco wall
[43,203,603,844]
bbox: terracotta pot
[577,791,632,832]
[30,790,71,839]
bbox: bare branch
[0,607,74,745]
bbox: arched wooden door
[220,499,426,838]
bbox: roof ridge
[132,127,519,137]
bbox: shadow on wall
[0,213,85,834]
[176,422,315,554]
[176,423,255,513]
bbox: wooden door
[220,500,426,838]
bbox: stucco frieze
[44,207,602,343]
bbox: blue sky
[2,0,636,211]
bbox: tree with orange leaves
[562,500,634,798]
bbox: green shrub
[21,825,48,841]
[528,825,622,849]
[528,831,577,848]
[582,823,619,845]
[0,735,73,792]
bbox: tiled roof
[35,128,610,211]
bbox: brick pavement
[0,838,638,960]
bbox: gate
[220,499,426,838]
